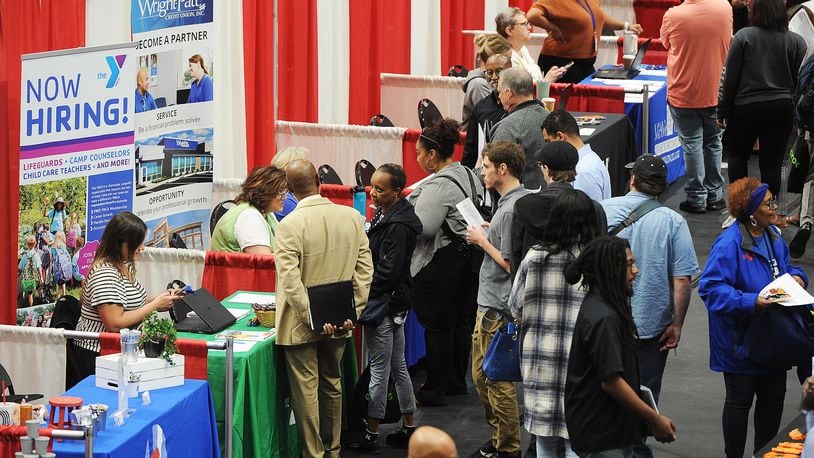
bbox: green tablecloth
[178,291,359,458]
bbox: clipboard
[307,280,356,331]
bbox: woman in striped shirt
[67,211,180,387]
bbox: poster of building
[18,43,136,305]
[131,0,215,250]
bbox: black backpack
[49,295,81,330]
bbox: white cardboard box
[95,353,185,391]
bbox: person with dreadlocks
[563,236,677,457]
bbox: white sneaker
[722,214,736,229]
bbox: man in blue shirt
[135,68,157,113]
[542,110,612,202]
[601,155,698,458]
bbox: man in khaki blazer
[274,160,373,458]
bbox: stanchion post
[84,424,93,458]
[224,336,234,458]
[642,84,650,156]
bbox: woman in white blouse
[496,7,566,83]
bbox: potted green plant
[138,311,177,365]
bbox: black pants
[66,342,98,390]
[412,243,478,405]
[722,371,786,458]
[539,55,597,84]
[725,99,794,196]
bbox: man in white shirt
[542,110,611,201]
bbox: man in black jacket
[510,141,607,278]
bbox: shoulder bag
[482,320,522,382]
[738,235,814,368]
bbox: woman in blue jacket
[699,177,808,458]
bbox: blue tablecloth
[52,376,220,458]
[581,66,686,184]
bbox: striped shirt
[75,262,146,352]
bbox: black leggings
[412,243,478,405]
[722,371,786,458]
[539,55,597,84]
[725,99,794,196]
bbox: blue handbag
[482,322,521,382]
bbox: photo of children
[18,178,87,307]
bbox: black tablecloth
[755,412,805,456]
[575,112,638,197]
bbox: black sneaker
[790,223,812,259]
[706,199,726,211]
[480,441,498,458]
[385,424,416,448]
[679,201,706,214]
[346,429,380,455]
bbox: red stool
[48,396,82,441]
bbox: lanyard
[764,232,780,278]
[753,231,781,278]
[577,0,597,51]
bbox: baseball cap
[626,154,667,183]
[538,141,578,171]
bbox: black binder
[307,280,356,331]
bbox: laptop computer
[593,38,653,80]
[171,287,236,334]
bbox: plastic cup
[542,97,556,112]
[623,54,635,70]
[19,436,33,454]
[25,419,38,438]
[127,382,139,398]
[34,437,49,455]
[623,31,638,55]
[536,80,551,99]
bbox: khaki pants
[471,309,521,453]
[282,338,346,458]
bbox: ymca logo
[105,55,127,89]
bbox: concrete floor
[343,160,814,458]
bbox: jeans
[364,316,416,419]
[579,447,633,458]
[537,436,578,458]
[632,336,669,458]
[722,371,787,458]
[669,106,724,207]
[471,310,521,453]
[726,99,794,197]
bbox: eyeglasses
[276,190,289,199]
[514,20,530,28]
[485,69,503,78]
[763,198,778,210]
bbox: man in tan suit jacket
[274,160,373,458]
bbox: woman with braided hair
[563,236,676,456]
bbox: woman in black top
[350,164,423,453]
[718,0,806,197]
[564,236,676,455]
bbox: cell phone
[562,61,575,70]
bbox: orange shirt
[660,0,732,108]
[532,0,606,60]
